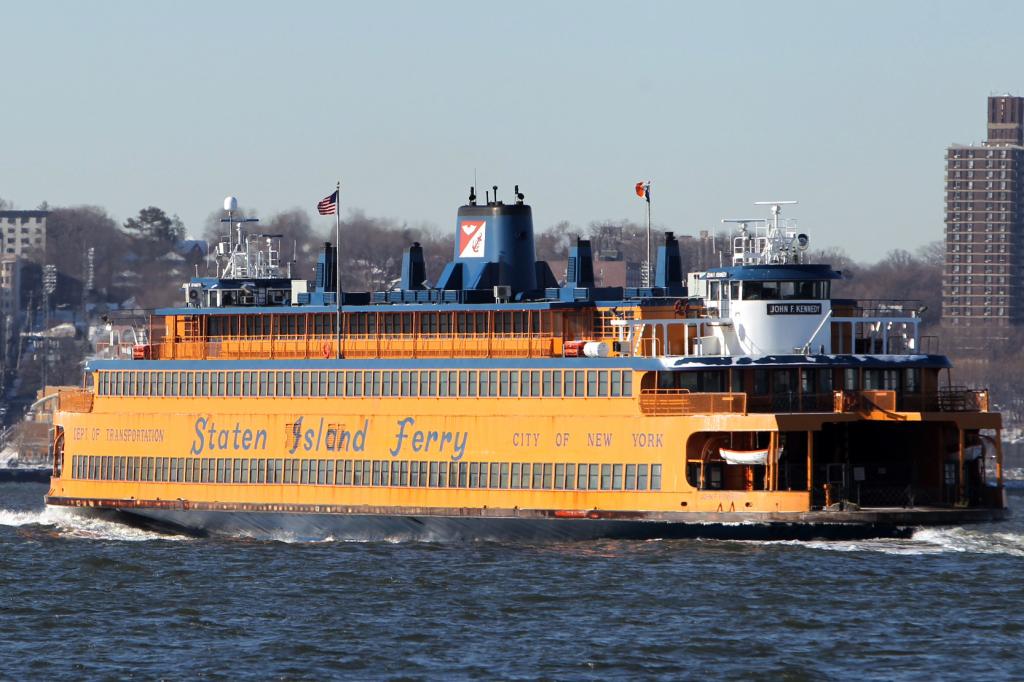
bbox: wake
[0,505,189,542]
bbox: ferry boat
[44,190,1007,540]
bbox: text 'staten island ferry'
[45,189,1007,540]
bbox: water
[2,482,1023,680]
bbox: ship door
[51,426,64,478]
[825,463,846,506]
[719,279,730,318]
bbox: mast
[645,183,652,287]
[335,181,342,359]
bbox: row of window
[96,368,634,399]
[947,170,1013,179]
[945,308,1007,318]
[949,262,1007,273]
[703,280,830,303]
[203,310,553,339]
[948,148,1015,160]
[942,178,1015,188]
[653,367,921,394]
[70,455,663,491]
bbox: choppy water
[1,482,1023,680]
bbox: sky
[3,0,1024,261]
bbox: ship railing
[747,392,835,413]
[154,332,560,360]
[935,386,990,412]
[744,389,991,414]
[829,316,920,355]
[638,389,747,416]
[612,318,731,358]
[833,389,898,414]
[58,389,94,413]
[614,316,923,358]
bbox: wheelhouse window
[741,280,830,300]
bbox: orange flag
[635,181,646,198]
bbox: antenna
[722,218,765,230]
[754,200,798,229]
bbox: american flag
[317,190,339,215]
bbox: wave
[727,526,1024,556]
[910,526,1024,557]
[0,505,189,542]
[0,508,49,527]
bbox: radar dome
[223,196,238,211]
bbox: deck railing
[833,389,898,414]
[936,386,990,412]
[150,334,560,361]
[638,390,747,416]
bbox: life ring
[321,341,332,358]
[674,299,689,317]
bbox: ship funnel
[434,185,540,295]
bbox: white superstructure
[616,202,923,359]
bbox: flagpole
[335,181,342,359]
[645,182,652,288]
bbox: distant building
[0,257,20,317]
[943,95,1024,330]
[0,210,47,257]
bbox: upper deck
[122,195,933,369]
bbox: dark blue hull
[112,507,921,542]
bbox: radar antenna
[723,202,806,266]
[216,197,282,279]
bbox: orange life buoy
[674,299,687,316]
[321,341,332,358]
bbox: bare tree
[44,206,131,300]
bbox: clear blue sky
[3,0,1023,261]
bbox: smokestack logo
[458,221,486,258]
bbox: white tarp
[719,447,783,466]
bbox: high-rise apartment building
[0,210,47,257]
[943,95,1024,330]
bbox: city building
[0,210,47,257]
[943,95,1024,331]
[0,257,20,317]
